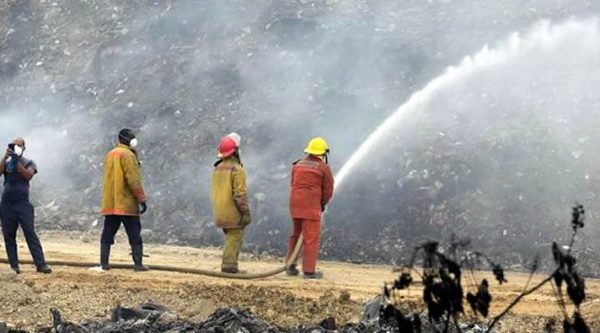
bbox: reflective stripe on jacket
[210,157,250,229]
[289,155,334,220]
[100,144,146,216]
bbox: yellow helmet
[304,137,329,156]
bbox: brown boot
[221,267,247,274]
[221,267,238,274]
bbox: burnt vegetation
[380,204,591,333]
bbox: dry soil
[0,230,599,332]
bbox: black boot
[36,265,52,274]
[285,264,299,276]
[5,243,19,272]
[303,271,324,279]
[100,243,111,270]
[131,244,149,272]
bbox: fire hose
[0,235,304,280]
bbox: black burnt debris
[31,302,494,333]
[466,279,491,318]
[36,305,284,333]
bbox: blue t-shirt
[2,157,37,202]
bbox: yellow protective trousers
[222,228,245,269]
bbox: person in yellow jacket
[210,135,251,273]
[99,128,148,272]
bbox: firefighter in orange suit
[286,137,334,279]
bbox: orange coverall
[287,155,334,273]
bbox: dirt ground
[0,231,599,332]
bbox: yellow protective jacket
[210,157,250,229]
[100,144,146,216]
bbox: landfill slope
[0,230,599,332]
[3,0,600,269]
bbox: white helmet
[227,132,241,147]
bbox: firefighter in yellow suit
[99,128,148,271]
[210,135,251,273]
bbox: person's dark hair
[118,128,135,145]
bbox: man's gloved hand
[240,213,251,226]
[139,202,147,215]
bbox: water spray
[334,19,598,191]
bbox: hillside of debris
[2,1,600,270]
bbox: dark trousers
[100,215,143,246]
[0,200,46,268]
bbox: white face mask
[129,138,138,148]
[13,145,23,157]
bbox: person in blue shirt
[0,137,51,274]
